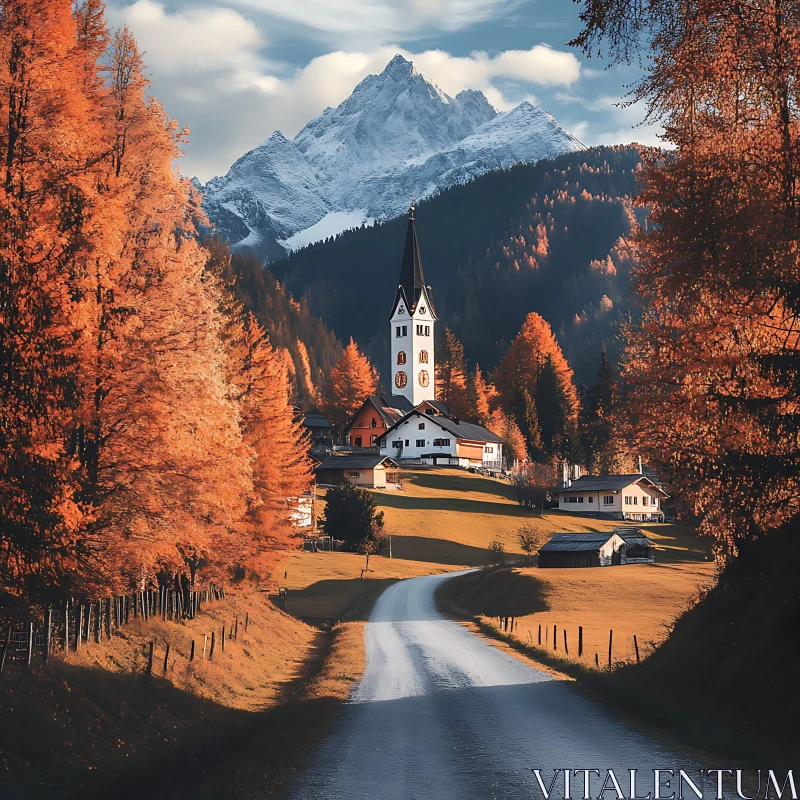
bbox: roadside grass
[0,587,352,799]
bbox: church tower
[389,205,437,406]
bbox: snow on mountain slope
[201,55,584,262]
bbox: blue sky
[105,0,659,181]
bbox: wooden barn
[538,529,655,568]
[314,454,398,489]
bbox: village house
[556,473,668,523]
[376,409,505,470]
[345,394,413,448]
[538,528,656,568]
[314,454,399,489]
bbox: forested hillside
[272,145,643,384]
[204,238,341,406]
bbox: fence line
[0,582,225,672]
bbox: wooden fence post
[209,631,216,661]
[76,605,83,651]
[608,629,613,668]
[190,640,195,662]
[163,644,170,675]
[563,628,568,655]
[595,652,599,667]
[634,635,640,664]
[44,608,52,662]
[0,625,11,673]
[578,626,583,657]
[553,624,557,651]
[537,624,541,645]
[221,626,225,652]
[245,613,249,632]
[202,634,208,660]
[146,641,154,676]
[64,603,70,652]
[26,623,33,667]
[234,617,239,640]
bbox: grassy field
[282,467,716,668]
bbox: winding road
[288,572,704,800]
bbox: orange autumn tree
[436,327,471,418]
[0,0,102,611]
[468,364,492,425]
[228,311,311,572]
[494,312,579,460]
[323,338,378,432]
[573,0,800,555]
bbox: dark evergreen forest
[271,145,643,385]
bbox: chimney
[638,455,643,475]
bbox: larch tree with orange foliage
[494,312,579,460]
[323,338,378,433]
[573,0,800,556]
[468,365,492,425]
[436,327,471,418]
[487,409,527,468]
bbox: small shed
[538,529,655,568]
[314,454,398,489]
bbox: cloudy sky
[105,0,658,182]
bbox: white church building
[371,205,506,470]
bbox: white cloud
[225,0,519,42]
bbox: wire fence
[0,582,225,672]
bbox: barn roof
[538,532,617,553]
[614,527,655,547]
[303,412,333,429]
[557,474,668,497]
[315,454,397,471]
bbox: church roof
[390,206,437,319]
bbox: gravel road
[287,571,705,800]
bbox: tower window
[425,325,430,336]
[418,370,430,387]
[419,350,428,364]
[396,326,401,338]
[397,351,406,365]
[402,325,407,336]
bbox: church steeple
[391,203,437,320]
[389,204,437,405]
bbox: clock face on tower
[418,370,430,387]
[395,371,408,389]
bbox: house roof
[557,474,668,497]
[376,408,505,445]
[345,394,414,433]
[315,454,397,471]
[303,412,333,429]
[539,532,619,553]
[419,399,451,416]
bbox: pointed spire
[398,203,425,310]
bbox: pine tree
[323,338,378,432]
[436,327,470,418]
[536,355,576,458]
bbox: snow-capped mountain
[201,54,584,262]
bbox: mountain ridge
[201,54,584,261]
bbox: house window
[370,435,376,445]
[419,350,429,364]
[578,496,584,503]
[402,326,408,336]
[642,496,648,506]
[603,495,614,505]
[433,438,451,447]
[633,496,638,505]
[416,439,425,447]
[349,472,360,477]
[371,418,377,428]
[392,440,403,448]
[624,496,630,505]
[425,325,430,336]
[485,446,493,453]
[588,496,594,503]
[405,439,409,446]
[651,498,658,507]
[418,369,430,387]
[397,351,407,365]
[354,437,362,446]
[418,422,425,430]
